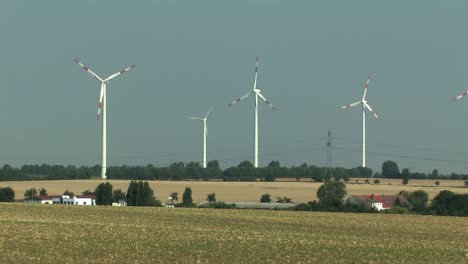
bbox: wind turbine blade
[186,116,203,120]
[253,56,259,91]
[255,91,276,110]
[452,91,468,101]
[364,102,379,118]
[338,101,361,109]
[97,83,104,120]
[204,105,215,119]
[104,64,136,82]
[74,59,103,82]
[227,91,252,108]
[362,75,371,100]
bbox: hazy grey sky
[2,1,468,174]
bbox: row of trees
[1,180,466,216]
[306,181,468,216]
[0,160,467,182]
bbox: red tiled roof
[361,195,389,208]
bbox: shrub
[381,206,409,214]
[276,196,293,203]
[374,179,380,184]
[260,193,271,203]
[0,187,15,202]
[206,193,216,202]
[207,202,236,209]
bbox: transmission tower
[326,129,333,179]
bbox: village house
[346,194,409,211]
[24,195,96,206]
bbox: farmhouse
[24,195,96,205]
[346,194,409,211]
[24,195,58,204]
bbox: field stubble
[0,203,466,263]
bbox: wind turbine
[452,89,468,101]
[74,59,135,179]
[227,57,276,168]
[338,76,379,168]
[187,105,215,168]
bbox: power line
[333,146,468,165]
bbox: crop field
[2,179,467,203]
[0,203,466,263]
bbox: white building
[52,195,96,206]
[24,195,58,204]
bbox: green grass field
[0,203,466,263]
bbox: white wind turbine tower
[74,59,135,179]
[228,57,276,168]
[187,105,215,168]
[338,76,379,168]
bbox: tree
[276,196,292,203]
[406,190,429,212]
[401,168,410,185]
[357,167,373,178]
[343,174,350,182]
[431,169,439,179]
[207,160,220,168]
[39,188,47,196]
[430,190,455,216]
[238,161,253,168]
[24,188,37,199]
[264,173,275,182]
[402,177,409,185]
[170,192,178,202]
[182,187,193,206]
[206,193,216,202]
[268,161,280,168]
[113,189,126,203]
[382,161,400,179]
[82,189,95,195]
[260,193,271,203]
[126,180,137,205]
[430,190,468,216]
[317,181,347,208]
[63,189,74,196]
[0,187,15,202]
[95,182,113,205]
[126,180,159,206]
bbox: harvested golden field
[2,179,467,203]
[0,203,466,263]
